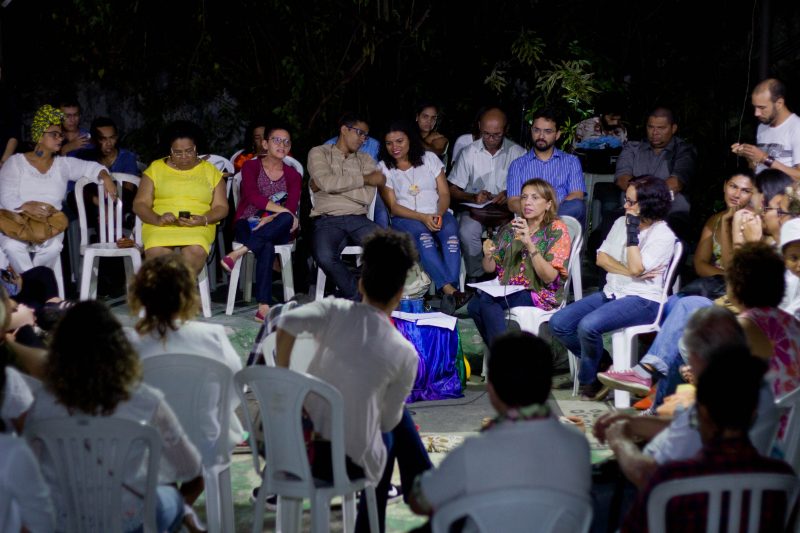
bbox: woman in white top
[379,120,466,314]
[26,301,202,533]
[127,253,245,460]
[0,105,117,273]
[550,176,676,399]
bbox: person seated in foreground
[620,348,794,533]
[407,331,591,530]
[275,229,432,532]
[467,179,571,348]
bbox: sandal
[254,309,265,323]
[220,255,236,273]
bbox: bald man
[447,108,526,279]
[732,78,800,181]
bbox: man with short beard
[732,78,800,181]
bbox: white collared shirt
[448,137,526,195]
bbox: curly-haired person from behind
[275,228,433,532]
[25,300,203,533]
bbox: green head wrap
[31,104,65,143]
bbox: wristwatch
[763,156,775,168]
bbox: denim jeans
[557,198,587,228]
[638,295,713,407]
[372,194,390,229]
[129,485,184,533]
[549,291,660,384]
[312,215,379,299]
[391,212,461,291]
[355,408,432,533]
[234,213,293,305]
[468,289,534,349]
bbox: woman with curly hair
[25,300,203,533]
[550,176,677,399]
[128,253,244,458]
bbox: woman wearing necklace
[220,127,300,322]
[133,121,228,274]
[0,104,118,273]
[379,120,467,315]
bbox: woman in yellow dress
[133,122,228,273]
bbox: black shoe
[441,290,473,316]
[579,381,609,401]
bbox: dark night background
[1,0,798,234]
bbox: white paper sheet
[460,200,493,209]
[391,311,458,330]
[467,279,528,298]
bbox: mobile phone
[179,211,191,219]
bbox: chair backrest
[646,473,800,533]
[284,155,304,177]
[111,172,142,245]
[431,488,593,533]
[229,148,245,164]
[652,240,683,326]
[140,353,233,466]
[261,331,317,373]
[201,154,234,175]
[559,215,584,304]
[75,175,140,252]
[775,386,800,470]
[231,171,243,210]
[25,417,161,533]
[235,366,351,495]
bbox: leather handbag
[0,203,69,244]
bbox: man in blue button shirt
[507,108,586,226]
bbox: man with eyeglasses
[307,112,386,299]
[507,107,587,226]
[447,108,526,280]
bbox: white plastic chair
[141,353,235,533]
[229,148,245,164]
[312,187,377,301]
[583,172,615,237]
[774,386,800,471]
[25,416,161,533]
[74,174,142,300]
[646,473,800,533]
[224,160,301,315]
[200,154,234,291]
[260,330,317,373]
[202,154,235,175]
[506,215,584,395]
[609,240,683,408]
[235,366,379,533]
[431,488,592,533]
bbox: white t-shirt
[419,417,591,513]
[276,298,418,483]
[2,366,33,428]
[450,133,475,166]
[756,113,800,172]
[598,217,676,302]
[0,433,56,533]
[448,138,527,196]
[780,270,800,319]
[380,151,444,215]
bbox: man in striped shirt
[507,108,586,225]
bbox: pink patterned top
[740,307,800,398]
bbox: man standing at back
[732,78,800,180]
[307,113,386,299]
[448,107,526,280]
[507,108,587,226]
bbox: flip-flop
[254,309,265,323]
[220,255,236,273]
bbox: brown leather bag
[466,203,514,228]
[0,204,69,244]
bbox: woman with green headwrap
[0,104,117,274]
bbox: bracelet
[203,215,208,226]
[763,157,775,168]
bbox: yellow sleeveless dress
[141,158,222,253]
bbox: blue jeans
[312,215,379,299]
[372,194,390,229]
[391,212,461,291]
[549,292,660,384]
[129,485,184,533]
[467,289,534,349]
[356,408,432,533]
[638,295,713,407]
[557,198,586,228]
[234,213,293,305]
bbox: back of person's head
[726,242,786,309]
[683,306,747,365]
[756,168,794,203]
[46,300,141,416]
[129,253,199,339]
[379,119,426,168]
[696,345,766,433]
[488,331,552,407]
[360,229,418,305]
[630,175,672,221]
[530,107,562,131]
[648,107,676,125]
[338,111,369,129]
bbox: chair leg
[342,492,357,533]
[243,252,253,303]
[311,493,331,533]
[198,266,212,318]
[277,247,295,302]
[79,253,94,301]
[276,496,303,533]
[569,351,580,397]
[611,332,631,408]
[315,268,326,301]
[225,255,243,316]
[218,467,235,533]
[364,485,380,533]
[203,467,222,533]
[459,256,466,292]
[53,254,65,299]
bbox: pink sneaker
[597,368,652,396]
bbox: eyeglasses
[762,206,793,217]
[42,131,64,139]
[270,136,292,147]
[531,127,556,136]
[170,147,197,158]
[624,197,639,206]
[345,125,369,139]
[480,131,504,140]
